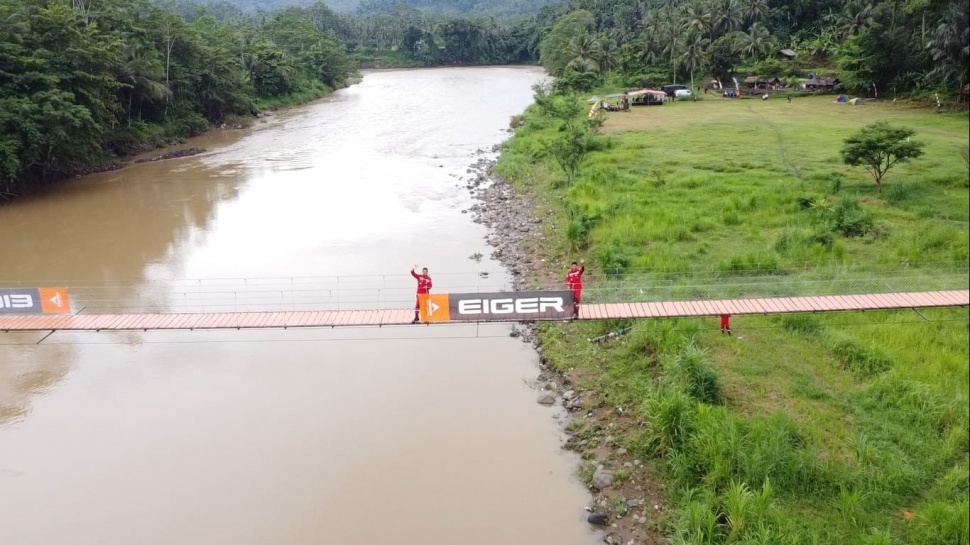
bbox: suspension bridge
[1,263,967,332]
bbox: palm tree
[743,0,769,26]
[663,22,686,82]
[684,4,713,39]
[927,3,970,86]
[738,22,772,60]
[680,33,709,92]
[834,1,877,41]
[714,0,743,36]
[598,33,621,74]
[565,34,603,73]
[116,42,171,125]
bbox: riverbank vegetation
[0,0,355,196]
[496,89,969,543]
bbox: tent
[849,97,864,106]
[586,95,601,103]
[626,88,666,97]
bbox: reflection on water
[0,67,596,545]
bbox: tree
[532,84,602,185]
[707,33,741,77]
[841,122,925,192]
[564,33,602,73]
[548,123,596,186]
[539,10,595,77]
[680,33,709,92]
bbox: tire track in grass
[747,103,804,180]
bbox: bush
[781,314,824,335]
[832,195,874,237]
[717,251,781,274]
[663,343,722,405]
[597,243,631,276]
[553,71,601,93]
[645,386,696,455]
[828,334,893,376]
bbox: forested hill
[354,0,559,18]
[180,0,559,16]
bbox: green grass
[498,95,970,544]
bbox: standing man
[411,265,432,324]
[564,259,585,319]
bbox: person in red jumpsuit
[720,314,732,335]
[564,259,585,319]
[411,265,432,323]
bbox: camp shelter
[805,76,840,91]
[627,88,666,105]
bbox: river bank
[468,155,668,545]
[477,93,969,544]
[1,80,349,202]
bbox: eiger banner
[0,287,70,314]
[419,291,574,322]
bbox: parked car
[674,88,693,98]
[661,84,689,97]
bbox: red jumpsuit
[411,270,432,310]
[565,266,584,315]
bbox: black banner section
[447,290,575,322]
[0,288,42,314]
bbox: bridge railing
[579,261,970,304]
[1,261,966,314]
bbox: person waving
[410,265,432,323]
[564,259,585,319]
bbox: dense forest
[0,0,359,195]
[535,0,968,96]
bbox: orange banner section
[39,288,70,314]
[418,293,451,322]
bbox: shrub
[781,314,824,335]
[645,386,696,455]
[831,195,874,237]
[597,243,631,276]
[717,251,781,274]
[828,334,893,376]
[663,343,722,405]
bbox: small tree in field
[841,122,925,192]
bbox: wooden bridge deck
[0,290,966,332]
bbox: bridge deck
[1,290,966,332]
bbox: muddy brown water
[0,67,599,545]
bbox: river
[0,67,599,545]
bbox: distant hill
[355,0,557,17]
[197,0,556,16]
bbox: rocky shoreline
[463,150,666,545]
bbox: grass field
[496,95,969,544]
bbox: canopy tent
[626,88,666,97]
[604,93,627,98]
[586,95,601,103]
